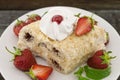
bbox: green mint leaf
[84,66,111,80]
[78,76,89,80]
[74,67,84,76]
[74,67,90,80]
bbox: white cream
[39,7,77,41]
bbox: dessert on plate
[17,7,107,74]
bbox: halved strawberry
[6,47,36,71]
[75,16,95,36]
[27,64,53,80]
[26,14,41,24]
[13,20,26,36]
[87,50,116,69]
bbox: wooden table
[0,0,120,80]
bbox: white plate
[0,6,120,80]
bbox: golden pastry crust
[17,21,107,74]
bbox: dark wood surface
[0,0,120,10]
[0,0,120,80]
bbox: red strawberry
[26,14,41,24]
[75,16,95,36]
[13,20,26,36]
[105,32,109,45]
[52,15,63,24]
[6,47,36,71]
[27,64,53,80]
[87,50,115,69]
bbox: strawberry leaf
[6,47,21,60]
[83,15,95,30]
[16,19,24,26]
[106,32,109,40]
[27,14,39,21]
[100,51,116,64]
[26,68,37,80]
[90,17,95,30]
[88,14,96,30]
[27,14,38,18]
[13,47,21,56]
[74,13,81,18]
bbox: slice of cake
[17,7,107,74]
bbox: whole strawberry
[13,20,26,36]
[87,50,115,69]
[13,14,41,37]
[6,47,36,71]
[26,14,41,24]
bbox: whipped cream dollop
[39,7,77,41]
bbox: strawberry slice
[27,64,53,80]
[87,50,116,69]
[75,16,94,36]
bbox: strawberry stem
[5,47,22,60]
[5,47,15,55]
[41,11,48,17]
[74,13,81,18]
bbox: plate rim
[0,6,120,80]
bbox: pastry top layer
[18,21,106,57]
